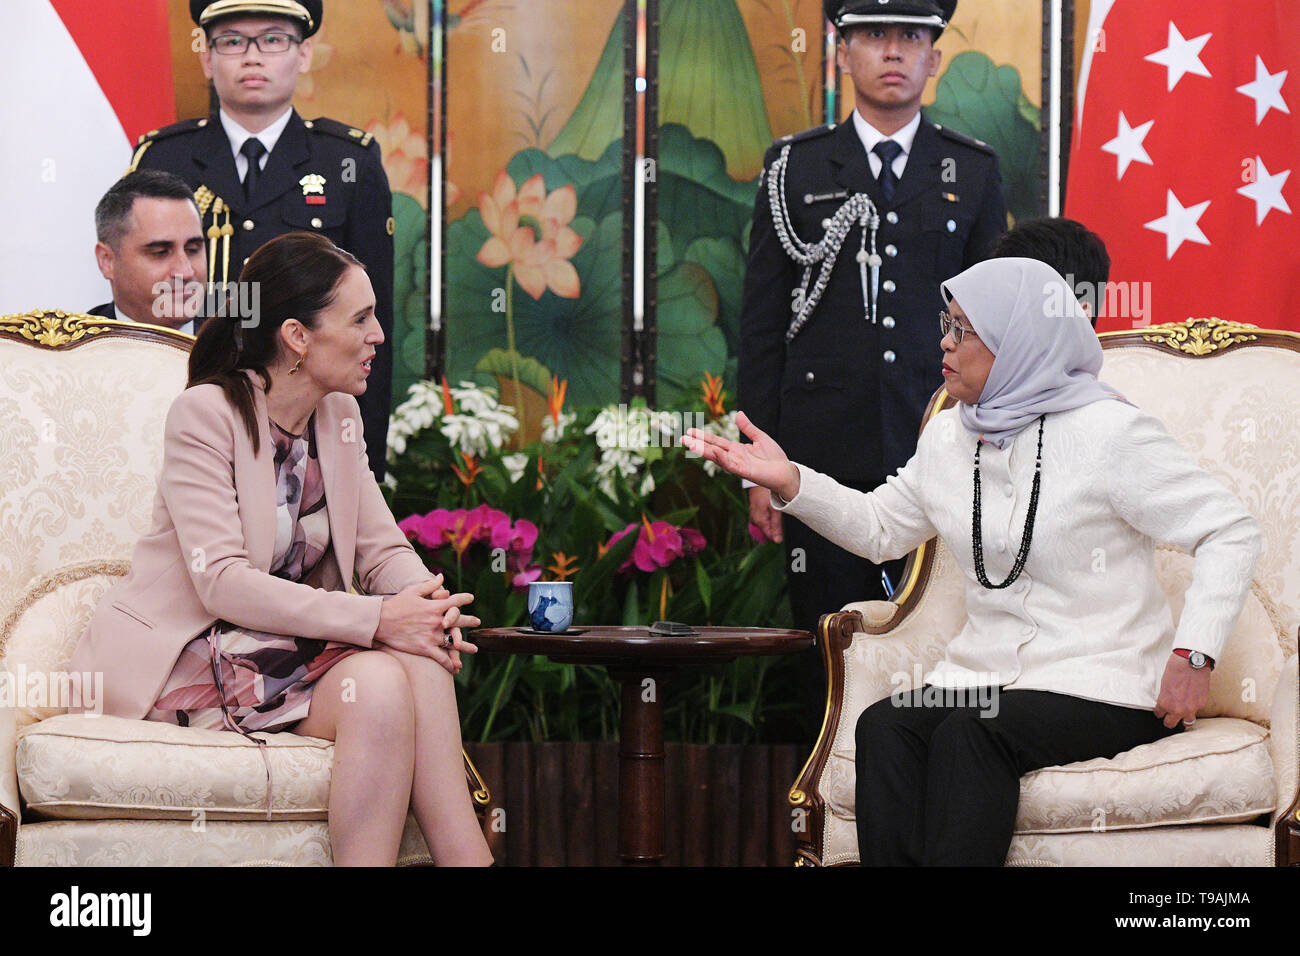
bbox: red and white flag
[0,0,175,315]
[1066,0,1300,333]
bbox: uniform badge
[300,174,327,206]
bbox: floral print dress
[147,413,363,734]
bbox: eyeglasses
[210,32,301,55]
[939,310,978,345]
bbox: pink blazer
[70,369,433,719]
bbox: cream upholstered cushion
[15,815,434,866]
[1014,718,1274,833]
[18,714,335,821]
[822,717,1274,833]
[1006,823,1274,867]
[2,563,122,731]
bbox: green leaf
[473,348,554,397]
[550,0,774,180]
[926,51,1041,223]
[695,559,712,615]
[657,124,761,263]
[621,578,641,625]
[654,259,728,406]
[711,701,756,727]
[574,530,637,613]
[683,235,746,363]
[390,192,429,414]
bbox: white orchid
[501,452,529,484]
[386,379,519,463]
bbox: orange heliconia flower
[475,171,583,300]
[701,371,726,419]
[449,512,479,558]
[546,551,580,581]
[440,375,455,416]
[546,375,568,425]
[450,451,481,487]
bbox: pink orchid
[604,518,707,574]
[511,566,543,591]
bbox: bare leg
[294,651,415,866]
[378,647,493,866]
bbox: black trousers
[783,506,905,744]
[855,687,1182,866]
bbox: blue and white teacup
[527,581,574,633]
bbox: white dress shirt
[219,107,294,182]
[852,109,921,180]
[115,303,194,337]
[773,400,1262,709]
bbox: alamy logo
[49,886,151,936]
[0,665,101,714]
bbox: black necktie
[240,137,267,202]
[873,139,903,200]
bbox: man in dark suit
[739,0,1006,734]
[91,170,207,334]
[129,0,395,480]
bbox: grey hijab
[942,257,1126,448]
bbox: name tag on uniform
[804,190,849,205]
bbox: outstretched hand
[682,411,800,501]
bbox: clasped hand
[374,575,479,675]
[683,411,801,502]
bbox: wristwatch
[1173,648,1215,670]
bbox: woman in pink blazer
[71,233,492,866]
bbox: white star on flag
[1101,112,1154,180]
[1238,157,1292,225]
[1144,22,1212,91]
[1144,190,1211,259]
[1235,56,1289,125]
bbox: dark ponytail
[186,232,363,455]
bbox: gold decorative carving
[0,311,115,349]
[1139,317,1260,356]
[788,788,807,806]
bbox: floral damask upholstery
[802,322,1300,867]
[0,313,459,866]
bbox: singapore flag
[1065,0,1299,332]
[0,0,175,314]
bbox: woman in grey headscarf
[685,257,1262,866]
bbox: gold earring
[289,352,306,375]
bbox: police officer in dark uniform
[739,0,1006,735]
[129,0,395,480]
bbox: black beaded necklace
[971,415,1045,589]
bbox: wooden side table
[471,626,814,865]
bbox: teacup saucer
[515,626,588,636]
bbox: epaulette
[305,116,376,148]
[932,123,995,155]
[127,117,211,172]
[774,124,837,148]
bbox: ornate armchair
[0,311,489,866]
[790,318,1300,866]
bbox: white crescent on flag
[0,0,175,316]
[1066,0,1299,333]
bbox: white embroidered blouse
[772,399,1263,709]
